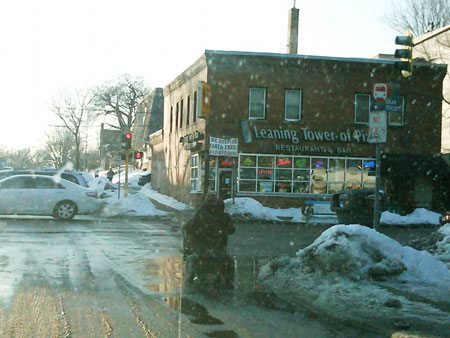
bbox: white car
[0,175,99,220]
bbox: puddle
[142,255,270,295]
[164,296,223,325]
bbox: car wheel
[53,201,78,220]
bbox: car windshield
[0,1,449,337]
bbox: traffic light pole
[125,149,129,198]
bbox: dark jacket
[182,196,235,256]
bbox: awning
[381,154,449,178]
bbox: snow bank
[101,192,167,217]
[294,224,450,284]
[112,170,146,187]
[141,185,193,211]
[381,208,441,226]
[224,198,280,221]
[436,224,450,263]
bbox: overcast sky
[0,0,399,150]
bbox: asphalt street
[0,215,382,338]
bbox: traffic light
[121,132,132,150]
[394,33,414,74]
[136,151,144,160]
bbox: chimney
[287,4,299,54]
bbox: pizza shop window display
[311,158,327,194]
[239,155,256,192]
[257,156,274,193]
[294,157,310,194]
[275,156,293,193]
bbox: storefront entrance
[218,169,233,200]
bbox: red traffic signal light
[121,132,132,150]
[136,151,144,159]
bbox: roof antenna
[293,0,296,8]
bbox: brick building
[149,50,448,213]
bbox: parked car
[0,175,99,220]
[138,172,151,186]
[331,189,388,227]
[0,170,89,188]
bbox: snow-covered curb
[258,224,450,336]
[381,208,441,226]
[141,185,193,211]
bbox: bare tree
[92,74,150,132]
[4,148,39,169]
[41,129,75,169]
[52,89,97,171]
[383,0,450,36]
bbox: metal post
[118,163,121,200]
[373,143,382,231]
[202,152,210,201]
[125,150,129,198]
[231,159,236,204]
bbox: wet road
[0,215,375,338]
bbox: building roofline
[205,49,446,68]
[414,24,450,45]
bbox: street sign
[372,83,392,103]
[368,111,387,143]
[209,137,239,157]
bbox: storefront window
[258,156,274,168]
[240,168,256,180]
[239,180,256,192]
[258,181,273,193]
[240,155,256,167]
[238,153,375,196]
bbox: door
[218,169,233,200]
[0,176,35,214]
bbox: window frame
[284,89,302,121]
[248,87,266,120]
[354,93,371,125]
[190,154,200,192]
[388,96,405,126]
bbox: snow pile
[258,224,450,335]
[436,224,450,262]
[141,185,193,210]
[112,170,146,187]
[294,224,450,284]
[101,192,167,217]
[224,198,280,221]
[381,208,441,226]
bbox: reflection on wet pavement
[164,296,223,325]
[143,254,269,296]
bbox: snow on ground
[112,169,146,187]
[224,198,281,221]
[436,224,450,264]
[141,184,193,211]
[381,208,441,226]
[258,224,450,336]
[101,192,167,217]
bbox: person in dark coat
[182,194,235,290]
[106,168,115,182]
[182,194,235,257]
